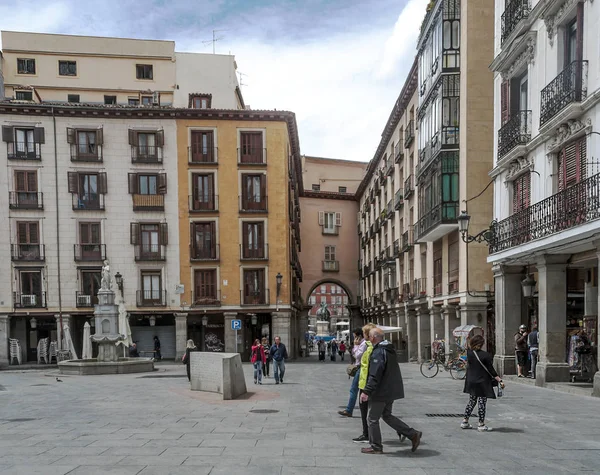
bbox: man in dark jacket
[270,336,288,384]
[515,324,528,377]
[360,327,422,454]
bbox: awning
[335,321,350,326]
[378,325,403,333]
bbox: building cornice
[490,31,537,77]
[302,190,357,201]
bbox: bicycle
[420,344,467,380]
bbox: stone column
[299,307,309,356]
[416,306,430,362]
[272,312,291,356]
[223,312,238,354]
[429,306,443,344]
[0,315,10,367]
[175,313,187,360]
[593,243,600,397]
[55,314,72,351]
[536,255,570,386]
[405,307,418,361]
[442,306,453,359]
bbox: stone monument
[91,260,123,362]
[316,302,331,337]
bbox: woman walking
[181,339,199,382]
[261,337,271,378]
[331,340,338,362]
[461,335,504,432]
[338,328,367,418]
[251,339,266,384]
[339,341,346,361]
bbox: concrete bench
[190,352,247,400]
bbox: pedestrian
[359,327,422,454]
[331,339,338,362]
[251,339,266,385]
[338,328,366,418]
[318,339,326,361]
[153,336,161,360]
[181,339,199,381]
[461,334,504,432]
[528,326,539,379]
[327,341,332,356]
[129,342,139,358]
[270,336,288,384]
[261,337,271,378]
[339,341,346,361]
[515,324,528,377]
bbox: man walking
[528,325,539,379]
[153,336,162,360]
[515,324,528,377]
[270,336,288,384]
[360,327,422,454]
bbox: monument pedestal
[91,289,123,361]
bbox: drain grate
[426,413,465,418]
[2,418,37,422]
[249,409,279,414]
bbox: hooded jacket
[363,340,405,401]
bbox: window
[319,211,341,234]
[104,95,117,105]
[241,174,267,211]
[129,130,164,163]
[58,60,77,76]
[566,18,578,66]
[15,221,41,260]
[191,222,217,260]
[242,269,265,304]
[433,248,442,296]
[14,170,38,207]
[309,296,316,305]
[312,184,321,191]
[130,222,168,260]
[141,96,153,105]
[325,245,336,261]
[558,136,586,190]
[338,186,347,193]
[3,127,44,159]
[80,270,101,305]
[320,285,326,294]
[68,94,80,103]
[77,130,97,156]
[15,91,33,101]
[448,232,459,294]
[242,222,266,259]
[17,58,36,74]
[79,222,102,260]
[19,270,43,305]
[141,271,162,304]
[136,64,154,80]
[68,172,107,210]
[191,173,216,211]
[512,172,531,213]
[320,296,326,304]
[194,269,218,305]
[190,95,211,109]
[128,98,140,106]
[239,132,264,164]
[66,128,103,161]
[190,131,215,163]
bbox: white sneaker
[477,425,492,432]
[460,422,472,429]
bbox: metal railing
[191,291,221,307]
[9,191,43,210]
[415,202,459,241]
[501,0,531,45]
[189,194,218,212]
[448,269,459,294]
[322,225,339,236]
[74,244,106,261]
[385,159,394,177]
[7,142,42,160]
[404,175,414,198]
[11,244,45,261]
[72,193,105,211]
[498,110,532,159]
[131,145,163,164]
[401,227,414,252]
[134,244,166,261]
[393,239,400,257]
[240,289,270,306]
[490,172,600,254]
[188,145,218,164]
[240,244,269,260]
[322,260,340,272]
[136,290,167,307]
[405,120,415,147]
[414,277,427,297]
[13,291,46,309]
[191,244,220,261]
[70,144,102,162]
[540,60,588,127]
[132,194,165,211]
[238,147,267,165]
[394,188,404,210]
[395,143,404,163]
[239,195,268,213]
[76,291,98,308]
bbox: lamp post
[457,210,497,245]
[521,274,537,298]
[114,272,124,293]
[276,272,283,311]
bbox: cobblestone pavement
[1,356,600,474]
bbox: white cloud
[0,2,70,48]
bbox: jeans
[367,400,417,451]
[253,362,262,383]
[530,349,538,378]
[273,359,285,382]
[345,369,360,414]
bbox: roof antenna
[202,29,227,54]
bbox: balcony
[239,195,268,213]
[501,0,530,45]
[74,244,106,261]
[72,193,105,211]
[188,145,218,165]
[238,148,267,166]
[404,175,414,199]
[191,291,221,307]
[490,172,600,254]
[240,289,270,306]
[136,290,167,307]
[385,159,394,177]
[322,260,340,272]
[240,244,269,261]
[448,269,459,294]
[7,142,41,161]
[76,291,98,308]
[134,244,166,261]
[540,60,588,127]
[189,194,218,212]
[404,120,415,148]
[393,239,400,257]
[415,202,459,242]
[14,291,46,309]
[401,227,414,252]
[131,146,163,164]
[497,111,532,159]
[70,146,102,163]
[322,226,339,236]
[191,244,220,262]
[394,189,404,210]
[386,200,393,218]
[132,194,164,211]
[9,191,43,210]
[386,287,399,304]
[11,244,45,261]
[414,278,427,298]
[395,142,404,163]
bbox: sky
[0,0,429,162]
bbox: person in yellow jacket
[352,323,405,444]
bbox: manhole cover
[425,414,464,418]
[249,409,279,414]
[2,418,37,422]
[31,384,50,387]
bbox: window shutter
[207,174,214,208]
[17,222,28,243]
[500,80,510,125]
[80,223,90,244]
[260,174,267,200]
[29,222,39,244]
[335,212,342,227]
[66,127,76,144]
[96,128,104,145]
[158,173,167,194]
[577,136,586,182]
[242,222,249,252]
[130,223,139,245]
[34,127,45,144]
[156,130,164,147]
[15,171,26,191]
[522,172,531,208]
[159,222,168,245]
[563,141,578,188]
[2,126,14,143]
[27,171,37,192]
[97,172,107,194]
[128,173,138,194]
[258,222,264,248]
[67,172,79,193]
[190,222,195,256]
[128,129,138,146]
[318,211,324,225]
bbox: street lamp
[458,210,496,245]
[250,314,258,325]
[521,274,537,298]
[202,315,208,326]
[30,317,37,329]
[149,316,156,327]
[276,272,283,311]
[114,272,124,292]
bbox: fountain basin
[58,357,154,375]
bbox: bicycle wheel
[450,359,467,380]
[420,360,439,378]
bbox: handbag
[473,350,504,397]
[346,364,359,377]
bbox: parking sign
[231,319,242,330]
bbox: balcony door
[20,270,42,300]
[193,174,215,210]
[15,128,35,158]
[142,272,162,303]
[194,269,217,305]
[191,131,214,163]
[141,224,160,258]
[242,174,266,210]
[192,222,216,259]
[81,270,101,305]
[243,269,265,304]
[240,132,263,163]
[15,170,38,207]
[242,222,264,259]
[80,222,101,260]
[17,221,40,259]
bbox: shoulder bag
[473,350,504,397]
[346,364,359,377]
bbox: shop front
[130,313,176,359]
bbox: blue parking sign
[231,319,242,330]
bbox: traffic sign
[231,319,242,330]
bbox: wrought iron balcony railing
[189,194,218,212]
[11,244,45,261]
[385,159,394,177]
[134,244,166,261]
[501,0,531,45]
[240,289,270,306]
[490,172,600,254]
[188,146,218,164]
[540,60,588,127]
[239,195,268,213]
[76,291,98,308]
[394,188,404,210]
[323,260,340,272]
[131,146,163,164]
[448,269,459,294]
[395,142,404,163]
[191,291,221,307]
[404,175,414,199]
[393,239,400,257]
[401,227,414,252]
[404,120,415,148]
[238,148,267,165]
[136,290,167,307]
[414,277,427,298]
[14,291,46,309]
[240,244,269,261]
[74,244,106,261]
[72,193,105,211]
[497,110,532,159]
[9,191,43,210]
[191,244,220,261]
[7,142,42,160]
[415,202,459,241]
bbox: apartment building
[176,111,303,362]
[488,0,600,389]
[358,0,495,361]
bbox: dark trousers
[262,359,270,376]
[368,399,417,451]
[359,390,369,437]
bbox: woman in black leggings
[461,335,504,432]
